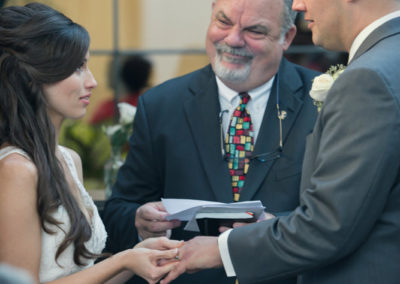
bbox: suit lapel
[183,66,233,203]
[240,59,305,201]
[351,17,400,63]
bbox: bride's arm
[104,237,184,284]
[0,154,41,283]
[0,153,182,284]
[64,149,184,283]
[47,242,181,284]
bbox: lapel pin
[278,110,287,120]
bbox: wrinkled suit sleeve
[227,68,400,283]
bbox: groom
[161,0,400,283]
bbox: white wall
[141,0,214,84]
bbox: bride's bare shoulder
[0,152,38,189]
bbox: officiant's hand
[218,211,275,233]
[136,201,181,240]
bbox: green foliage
[59,119,111,188]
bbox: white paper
[162,198,265,232]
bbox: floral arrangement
[310,64,346,112]
[104,102,136,154]
[103,102,136,198]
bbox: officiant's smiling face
[206,0,296,92]
[292,0,345,51]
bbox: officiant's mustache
[215,43,254,62]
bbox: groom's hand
[160,236,223,284]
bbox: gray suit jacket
[102,58,319,284]
[228,17,400,284]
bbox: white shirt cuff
[218,229,236,277]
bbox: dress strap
[0,146,31,161]
[57,145,95,208]
[57,145,81,186]
[57,145,108,249]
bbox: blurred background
[1,0,347,197]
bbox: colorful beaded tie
[225,92,254,202]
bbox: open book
[162,198,265,236]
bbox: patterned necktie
[225,92,254,202]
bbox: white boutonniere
[310,64,346,112]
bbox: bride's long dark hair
[0,3,98,265]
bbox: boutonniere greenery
[310,64,346,112]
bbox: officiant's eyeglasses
[219,74,285,163]
[219,104,285,163]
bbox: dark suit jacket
[102,58,319,284]
[228,17,400,284]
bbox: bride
[0,3,181,284]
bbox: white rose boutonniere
[310,64,346,112]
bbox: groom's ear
[282,24,297,51]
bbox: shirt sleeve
[218,229,236,277]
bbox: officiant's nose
[225,26,245,47]
[292,0,306,12]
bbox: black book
[196,211,257,236]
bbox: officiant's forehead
[210,0,286,34]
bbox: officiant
[102,0,319,283]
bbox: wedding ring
[175,255,180,260]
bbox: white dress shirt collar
[215,75,276,143]
[348,10,400,63]
[215,76,275,103]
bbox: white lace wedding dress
[0,146,107,282]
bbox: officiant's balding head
[206,0,298,92]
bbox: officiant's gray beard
[213,43,253,83]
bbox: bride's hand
[121,237,184,283]
[124,246,180,284]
